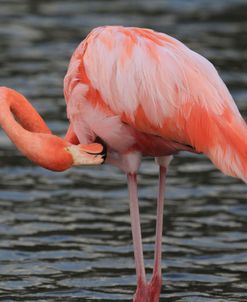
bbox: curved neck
[0,87,73,171]
[3,88,52,134]
[0,87,105,170]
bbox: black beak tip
[95,137,107,163]
[101,142,107,163]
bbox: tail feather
[178,102,247,184]
[206,116,247,183]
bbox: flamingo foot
[147,273,162,302]
[133,280,148,302]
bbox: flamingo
[0,26,246,302]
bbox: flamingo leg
[127,173,148,302]
[148,166,167,302]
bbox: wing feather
[64,26,247,183]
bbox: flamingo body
[64,26,247,182]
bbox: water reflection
[0,0,247,301]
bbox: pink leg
[148,166,167,302]
[127,173,148,302]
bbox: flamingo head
[0,87,106,171]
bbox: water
[0,0,247,301]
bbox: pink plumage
[65,25,247,182]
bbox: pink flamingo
[0,26,246,302]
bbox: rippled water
[0,1,247,301]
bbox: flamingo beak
[66,142,107,166]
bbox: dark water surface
[0,0,247,301]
